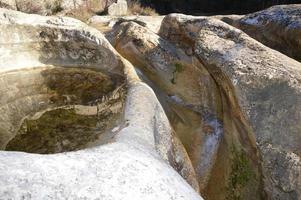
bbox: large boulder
[108,18,264,200]
[159,14,301,200]
[235,4,301,62]
[0,8,202,200]
[0,0,105,15]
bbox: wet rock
[109,19,263,200]
[160,14,301,199]
[0,8,202,200]
[235,4,301,62]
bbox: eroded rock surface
[235,4,301,62]
[0,0,105,15]
[108,0,127,16]
[109,18,265,200]
[89,15,164,33]
[159,14,301,200]
[0,8,202,200]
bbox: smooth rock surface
[109,18,264,200]
[0,8,202,200]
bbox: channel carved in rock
[0,66,126,154]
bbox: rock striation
[106,12,301,200]
[159,14,301,200]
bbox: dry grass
[65,0,107,22]
[65,7,94,22]
[127,0,158,16]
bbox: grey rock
[235,4,301,62]
[160,14,301,199]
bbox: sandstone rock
[0,0,16,9]
[108,0,127,16]
[89,15,164,33]
[109,19,263,200]
[211,14,243,26]
[0,0,105,15]
[160,14,301,200]
[0,8,202,200]
[235,4,301,62]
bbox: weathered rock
[211,14,243,26]
[235,4,301,62]
[160,14,301,200]
[0,8,202,200]
[109,19,264,200]
[108,0,127,16]
[0,0,105,15]
[89,15,164,33]
[0,0,16,9]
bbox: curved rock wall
[108,19,264,200]
[0,8,202,200]
[159,14,301,199]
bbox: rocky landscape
[0,1,300,200]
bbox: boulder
[160,14,301,200]
[89,15,164,33]
[235,4,301,62]
[0,8,202,200]
[109,19,264,200]
[108,0,127,16]
[0,0,16,9]
[0,0,105,15]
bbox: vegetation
[171,62,184,84]
[46,0,63,14]
[127,0,158,16]
[5,108,100,154]
[226,146,255,200]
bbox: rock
[108,0,127,16]
[0,0,105,15]
[210,14,243,26]
[235,4,301,62]
[108,19,263,200]
[0,0,16,9]
[89,15,164,33]
[0,8,202,200]
[60,0,105,13]
[160,14,301,200]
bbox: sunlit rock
[0,8,202,200]
[160,14,301,200]
[235,4,301,62]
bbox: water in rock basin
[0,66,126,154]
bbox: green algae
[226,146,255,200]
[171,62,184,84]
[5,66,126,154]
[6,108,101,154]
